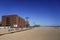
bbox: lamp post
[25,17,29,28]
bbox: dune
[0,27,60,40]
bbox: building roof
[2,14,18,17]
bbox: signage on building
[13,25,18,27]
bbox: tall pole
[25,17,29,28]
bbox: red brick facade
[2,15,26,28]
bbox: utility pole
[25,17,29,28]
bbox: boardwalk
[0,27,60,40]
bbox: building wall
[2,16,6,26]
[2,15,26,28]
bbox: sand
[0,27,60,40]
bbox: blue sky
[0,0,60,26]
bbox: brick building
[0,21,1,24]
[2,15,26,28]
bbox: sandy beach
[0,27,60,40]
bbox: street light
[25,17,29,28]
